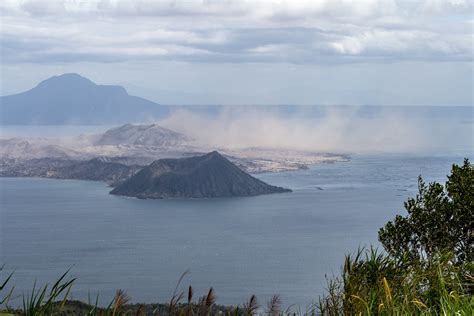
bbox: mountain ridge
[0,73,169,125]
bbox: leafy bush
[378,158,473,266]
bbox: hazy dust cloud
[158,106,473,154]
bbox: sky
[0,0,473,106]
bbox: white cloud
[248,44,288,54]
[0,0,472,64]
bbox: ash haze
[158,106,473,154]
[0,0,473,106]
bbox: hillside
[110,151,291,198]
[0,138,80,159]
[0,73,168,125]
[0,157,141,186]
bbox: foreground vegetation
[317,158,473,315]
[1,159,472,315]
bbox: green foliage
[22,270,75,316]
[378,158,473,266]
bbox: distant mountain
[111,151,291,198]
[0,73,169,125]
[95,123,191,147]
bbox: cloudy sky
[0,0,472,105]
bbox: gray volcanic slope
[52,157,142,185]
[0,157,142,186]
[110,151,291,198]
[95,123,191,147]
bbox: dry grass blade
[136,304,145,316]
[188,285,193,304]
[197,288,215,316]
[197,295,206,316]
[112,289,130,316]
[169,271,189,315]
[205,287,216,307]
[198,295,205,307]
[169,292,184,315]
[185,285,194,316]
[243,294,259,316]
[266,294,282,316]
[382,277,392,304]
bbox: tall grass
[21,270,75,316]
[0,267,281,316]
[317,248,473,315]
[0,256,472,315]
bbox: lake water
[0,154,469,308]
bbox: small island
[110,151,292,199]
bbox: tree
[378,158,473,266]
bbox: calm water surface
[0,155,468,307]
